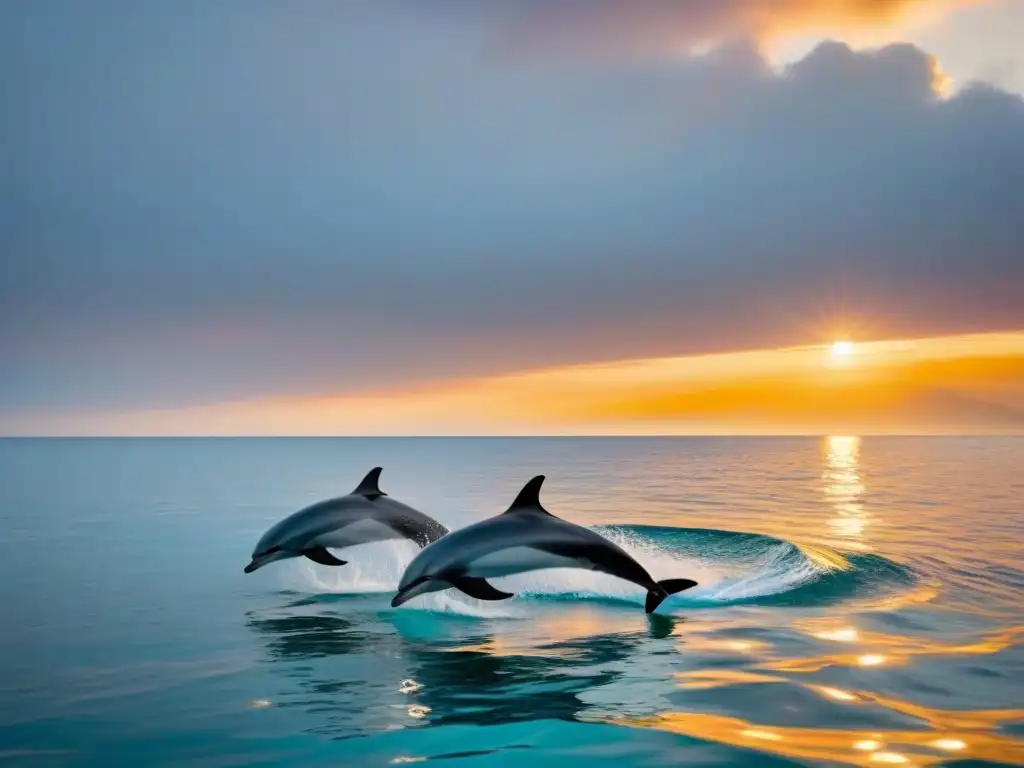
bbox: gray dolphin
[244,467,449,574]
[391,475,697,613]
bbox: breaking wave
[280,524,916,616]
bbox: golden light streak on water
[824,436,870,546]
[611,709,1024,766]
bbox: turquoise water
[1,437,1021,767]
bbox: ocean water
[0,437,1022,767]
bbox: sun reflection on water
[815,627,859,642]
[818,686,858,701]
[778,622,1023,675]
[613,707,1024,767]
[648,622,1024,767]
[870,752,909,764]
[854,740,883,751]
[824,435,870,546]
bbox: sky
[2,0,1022,435]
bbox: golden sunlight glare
[854,740,883,751]
[830,340,855,357]
[932,739,967,751]
[858,654,886,666]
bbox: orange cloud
[481,0,989,59]
[8,330,1023,436]
[462,331,1024,435]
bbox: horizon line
[2,433,1022,439]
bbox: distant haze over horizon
[4,331,1023,436]
[2,2,1022,436]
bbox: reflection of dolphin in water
[247,613,370,660]
[246,606,413,738]
[392,475,698,613]
[244,467,449,574]
[246,601,655,738]
[401,628,645,727]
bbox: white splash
[279,526,832,616]
[279,539,422,595]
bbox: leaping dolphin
[391,475,697,613]
[244,467,449,574]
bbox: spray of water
[276,525,835,616]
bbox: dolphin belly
[313,518,405,549]
[466,546,586,579]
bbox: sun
[830,340,855,358]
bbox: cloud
[428,0,985,59]
[7,332,1023,435]
[1,3,1022,420]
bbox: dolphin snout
[391,576,432,607]
[244,548,291,574]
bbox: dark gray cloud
[1,2,1022,414]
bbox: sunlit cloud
[4,330,1022,436]
[3,10,1022,420]
[448,0,992,62]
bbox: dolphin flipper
[645,578,698,614]
[450,576,515,601]
[303,547,348,567]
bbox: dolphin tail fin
[645,578,698,614]
[303,547,348,567]
[450,576,515,601]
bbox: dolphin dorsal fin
[503,475,553,516]
[353,466,386,500]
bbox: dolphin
[244,467,449,574]
[391,475,697,613]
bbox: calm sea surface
[0,437,1021,767]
